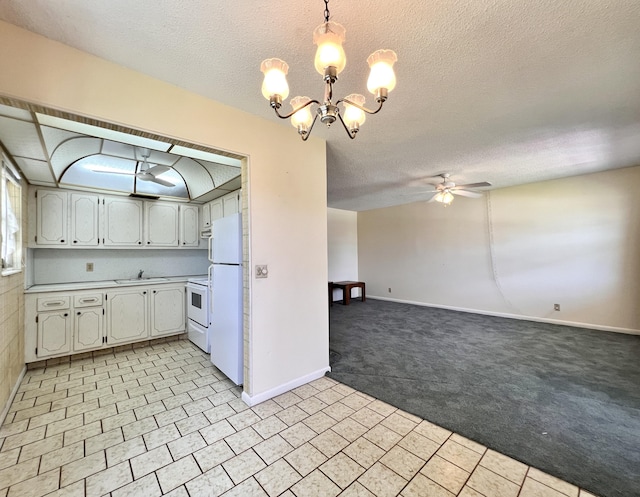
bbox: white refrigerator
[209,213,243,385]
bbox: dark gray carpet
[327,299,640,497]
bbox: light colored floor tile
[25,409,66,430]
[297,397,328,415]
[397,431,440,460]
[0,448,19,471]
[0,419,29,439]
[143,423,181,450]
[421,455,470,494]
[84,404,118,424]
[36,480,84,497]
[250,400,283,420]
[130,445,173,479]
[193,440,235,472]
[200,419,236,445]
[366,400,397,417]
[280,422,318,448]
[380,445,425,480]
[254,434,294,465]
[18,433,63,462]
[401,473,454,497]
[363,424,403,452]
[101,410,137,432]
[156,455,202,494]
[340,481,376,497]
[220,477,268,497]
[520,477,573,497]
[222,449,267,484]
[449,433,486,454]
[112,473,162,497]
[2,426,46,451]
[228,409,261,431]
[412,420,452,445]
[315,389,345,406]
[133,400,166,420]
[358,461,408,497]
[203,403,236,424]
[527,468,580,497]
[85,427,124,455]
[290,469,340,497]
[255,459,302,496]
[122,416,159,440]
[437,439,483,472]
[186,465,234,497]
[320,452,365,489]
[252,415,288,439]
[467,465,520,497]
[291,383,321,400]
[0,458,40,489]
[276,406,309,426]
[322,402,355,422]
[39,441,84,473]
[106,436,147,467]
[174,412,210,436]
[304,412,339,434]
[310,429,350,458]
[343,437,386,469]
[167,431,207,460]
[85,460,132,497]
[285,442,328,477]
[331,418,368,442]
[579,491,598,497]
[60,450,106,487]
[224,427,263,455]
[479,449,528,485]
[341,394,373,411]
[6,468,59,497]
[63,420,102,446]
[155,406,188,427]
[458,486,485,497]
[380,412,418,436]
[273,391,304,409]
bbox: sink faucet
[137,269,144,279]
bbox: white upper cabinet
[70,193,99,246]
[103,197,144,246]
[145,202,179,247]
[222,191,240,216]
[201,203,211,229]
[180,205,199,247]
[36,189,68,245]
[209,198,223,223]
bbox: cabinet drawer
[73,293,104,308]
[37,296,70,312]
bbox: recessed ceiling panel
[50,137,102,179]
[40,126,83,158]
[0,104,32,121]
[171,145,242,167]
[0,116,46,160]
[101,140,135,159]
[61,155,135,193]
[136,168,188,198]
[171,157,214,198]
[13,157,55,184]
[202,162,242,188]
[143,149,180,166]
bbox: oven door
[186,283,209,327]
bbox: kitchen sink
[115,277,170,284]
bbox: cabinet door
[70,193,99,246]
[74,307,104,351]
[222,191,240,216]
[209,199,223,223]
[201,203,211,228]
[180,205,200,247]
[37,311,72,358]
[36,190,68,246]
[150,286,185,337]
[145,202,179,247]
[106,289,148,345]
[103,197,143,246]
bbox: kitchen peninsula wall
[28,248,209,286]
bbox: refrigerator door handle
[208,264,213,288]
[208,235,214,263]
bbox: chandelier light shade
[260,0,397,141]
[434,190,455,205]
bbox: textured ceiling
[0,0,639,210]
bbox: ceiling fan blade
[426,193,439,203]
[139,175,175,187]
[94,170,135,176]
[454,181,492,189]
[454,189,483,198]
[403,189,438,195]
[148,165,170,176]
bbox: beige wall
[0,182,26,418]
[0,21,329,405]
[358,166,640,333]
[328,208,359,301]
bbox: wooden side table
[333,281,366,305]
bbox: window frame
[1,153,22,276]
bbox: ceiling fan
[91,148,175,187]
[413,173,491,205]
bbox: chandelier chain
[324,0,330,22]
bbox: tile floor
[0,339,600,497]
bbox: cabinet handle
[44,301,65,307]
[153,290,156,294]
[147,241,151,244]
[138,241,142,245]
[73,240,77,244]
[77,311,81,315]
[60,239,65,243]
[80,298,97,303]
[143,291,147,295]
[64,313,68,317]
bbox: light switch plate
[256,265,268,278]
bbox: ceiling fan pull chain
[324,0,330,22]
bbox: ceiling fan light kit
[407,173,492,206]
[260,0,397,141]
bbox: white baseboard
[369,296,640,336]
[0,366,26,426]
[242,366,331,407]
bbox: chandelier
[260,0,398,141]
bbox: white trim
[369,296,640,336]
[241,366,331,407]
[0,366,26,426]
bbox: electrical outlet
[255,265,268,278]
[388,288,391,293]
[86,262,94,272]
[554,304,560,311]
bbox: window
[1,154,22,275]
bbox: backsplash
[28,248,209,286]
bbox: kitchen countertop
[25,275,207,294]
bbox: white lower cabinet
[106,288,149,345]
[37,311,72,358]
[26,283,187,362]
[150,285,186,337]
